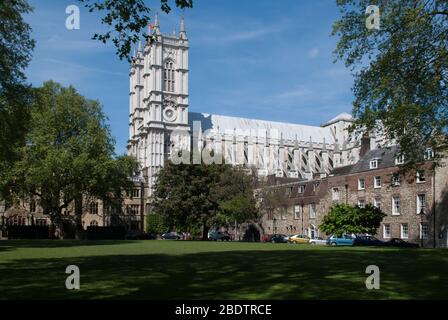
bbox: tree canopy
[333,0,448,168]
[150,162,258,239]
[4,81,139,237]
[320,203,386,236]
[0,0,35,183]
[79,0,193,61]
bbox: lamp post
[420,208,425,248]
[301,199,304,235]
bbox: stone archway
[243,224,261,242]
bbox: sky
[25,0,355,155]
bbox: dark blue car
[353,235,385,246]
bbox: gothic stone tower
[128,15,190,198]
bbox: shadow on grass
[0,248,447,300]
[0,240,135,249]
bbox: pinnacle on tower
[138,40,142,53]
[179,16,187,40]
[153,13,161,35]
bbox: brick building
[260,145,448,248]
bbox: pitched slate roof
[330,145,400,176]
[351,145,400,173]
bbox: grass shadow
[0,245,447,299]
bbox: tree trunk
[74,195,85,240]
[202,223,209,241]
[51,213,65,239]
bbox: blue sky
[25,0,355,155]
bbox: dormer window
[369,159,378,169]
[424,148,434,160]
[395,155,404,165]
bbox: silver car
[309,237,327,245]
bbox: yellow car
[288,234,310,244]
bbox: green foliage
[145,213,168,234]
[0,0,35,190]
[257,185,290,219]
[333,0,448,168]
[320,203,386,236]
[79,0,193,61]
[150,162,258,238]
[4,81,139,230]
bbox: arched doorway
[243,224,261,242]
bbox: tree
[79,0,193,61]
[333,0,448,168]
[320,203,386,236]
[257,184,290,227]
[0,0,35,192]
[150,162,258,240]
[145,213,168,234]
[5,81,139,238]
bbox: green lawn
[0,240,447,299]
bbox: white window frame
[416,170,426,183]
[358,199,365,208]
[392,174,400,186]
[298,185,305,193]
[373,198,381,209]
[400,223,409,239]
[383,224,391,239]
[420,223,429,240]
[369,159,378,169]
[358,178,365,190]
[395,155,404,165]
[281,208,287,220]
[309,203,316,219]
[424,148,434,160]
[294,205,301,220]
[332,188,339,201]
[392,196,401,215]
[374,176,382,188]
[417,194,426,214]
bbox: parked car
[353,235,385,246]
[288,234,310,244]
[208,231,231,241]
[267,234,289,243]
[309,237,327,245]
[385,238,419,248]
[126,230,157,240]
[326,234,355,246]
[161,232,181,240]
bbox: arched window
[164,61,175,92]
